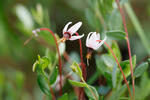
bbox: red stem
[50,86,56,100]
[40,28,63,95]
[115,0,134,99]
[97,40,132,100]
[75,32,86,100]
[75,33,86,80]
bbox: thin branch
[115,0,134,99]
[97,40,132,100]
[39,28,63,95]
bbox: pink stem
[75,32,86,100]
[115,0,134,99]
[97,40,132,100]
[50,86,56,100]
[40,28,63,95]
[75,33,86,80]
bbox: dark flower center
[87,47,94,53]
[64,32,71,39]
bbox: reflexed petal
[69,34,84,41]
[90,32,97,40]
[97,33,100,39]
[96,36,107,49]
[68,22,82,35]
[86,32,94,47]
[63,22,72,34]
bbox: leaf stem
[40,28,63,95]
[97,40,132,100]
[115,0,134,99]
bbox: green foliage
[84,85,99,100]
[37,73,51,96]
[98,85,111,96]
[120,55,136,77]
[58,93,68,100]
[108,41,122,62]
[15,71,25,90]
[134,62,148,78]
[87,71,99,84]
[135,72,150,100]
[85,9,102,31]
[69,80,86,87]
[70,62,82,78]
[0,0,149,100]
[108,84,127,100]
[106,30,126,40]
[49,67,58,85]
[33,55,50,74]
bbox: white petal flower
[62,22,84,41]
[69,34,84,41]
[86,32,107,50]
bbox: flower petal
[96,36,107,49]
[63,22,72,34]
[97,33,100,39]
[68,22,82,35]
[90,32,97,40]
[86,32,94,47]
[69,34,84,41]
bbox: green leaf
[108,9,122,30]
[98,85,111,96]
[134,62,148,78]
[49,67,58,85]
[120,55,136,77]
[85,9,101,31]
[101,54,115,68]
[95,55,107,75]
[84,85,99,100]
[108,41,122,62]
[58,93,68,100]
[108,84,127,100]
[68,80,86,87]
[33,55,50,73]
[70,62,82,78]
[112,64,117,88]
[106,30,126,40]
[104,71,112,87]
[87,71,99,85]
[37,73,50,96]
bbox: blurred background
[0,0,150,100]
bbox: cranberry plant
[14,0,150,100]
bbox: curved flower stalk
[25,28,63,95]
[115,0,134,99]
[97,40,132,99]
[85,32,131,99]
[58,22,84,42]
[86,32,107,59]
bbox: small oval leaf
[58,93,68,100]
[106,30,126,40]
[49,67,58,85]
[69,80,86,87]
[37,73,50,96]
[84,85,99,100]
[134,62,148,78]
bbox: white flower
[63,22,84,41]
[86,32,107,50]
